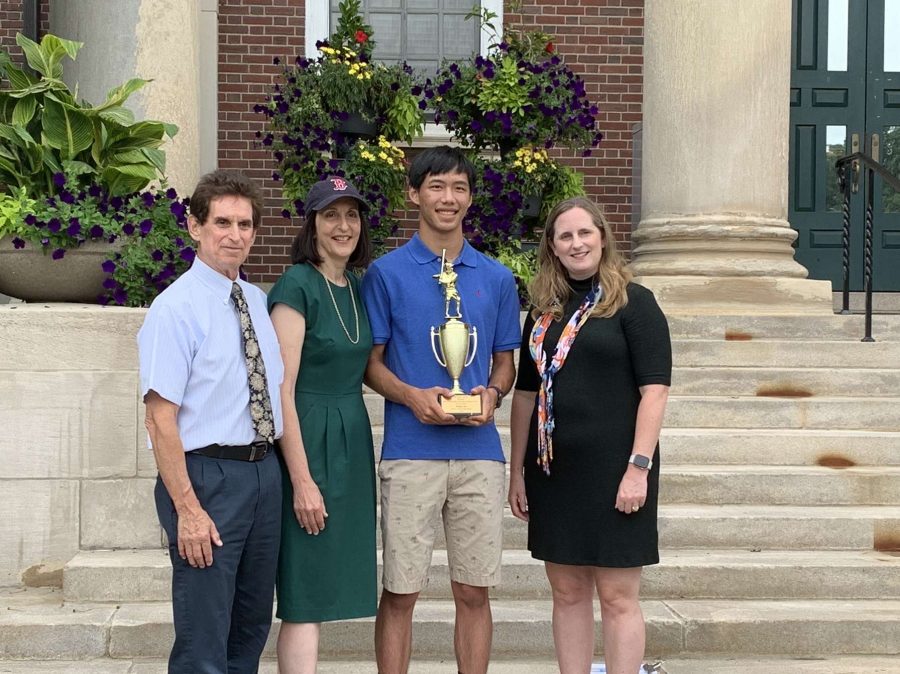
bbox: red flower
[545,41,555,54]
[355,30,368,44]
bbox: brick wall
[0,1,50,60]
[228,0,644,282]
[216,0,305,281]
[505,0,643,252]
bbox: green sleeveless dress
[267,263,376,622]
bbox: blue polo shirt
[361,233,521,462]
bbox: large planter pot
[334,111,378,159]
[0,237,116,303]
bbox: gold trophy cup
[430,250,481,417]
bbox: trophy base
[439,393,483,418]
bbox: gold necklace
[314,266,360,344]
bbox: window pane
[369,13,403,61]
[442,14,477,59]
[444,0,476,10]
[825,125,847,211]
[407,0,439,8]
[886,0,900,71]
[827,0,848,72]
[883,126,900,213]
[406,14,439,58]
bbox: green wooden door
[790,0,900,290]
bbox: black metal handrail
[834,151,900,342]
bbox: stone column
[50,0,202,195]
[632,0,833,314]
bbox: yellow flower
[386,157,394,166]
[378,151,388,160]
[357,74,365,80]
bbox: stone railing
[0,305,162,586]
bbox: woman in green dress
[268,177,376,673]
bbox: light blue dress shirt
[138,257,284,451]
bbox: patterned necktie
[231,282,275,444]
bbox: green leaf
[42,96,93,156]
[11,95,37,127]
[93,78,149,112]
[17,33,82,80]
[101,163,158,195]
[141,147,166,173]
[2,63,37,90]
[162,122,178,139]
[98,106,135,127]
[61,159,96,177]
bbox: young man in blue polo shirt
[362,146,520,674]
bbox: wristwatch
[487,385,505,408]
[628,454,652,470]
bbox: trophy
[430,250,481,417]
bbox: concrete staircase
[2,313,900,672]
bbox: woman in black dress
[508,197,671,673]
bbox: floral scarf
[529,283,602,475]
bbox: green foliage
[491,239,537,308]
[0,33,177,198]
[260,0,424,241]
[0,187,36,239]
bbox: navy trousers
[154,450,282,674]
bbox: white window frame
[306,1,502,143]
[305,1,503,61]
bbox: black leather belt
[191,441,272,462]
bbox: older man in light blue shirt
[138,170,284,674]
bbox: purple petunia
[51,248,65,260]
[67,218,81,236]
[142,192,156,208]
[47,218,61,233]
[90,225,104,238]
[53,173,66,188]
[123,223,135,236]
[140,219,153,235]
[151,249,164,261]
[102,260,116,273]
[170,202,187,219]
[179,247,195,263]
[12,237,25,249]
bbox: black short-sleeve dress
[515,279,672,567]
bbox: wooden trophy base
[439,393,483,418]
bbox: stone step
[365,393,900,429]
[658,465,900,505]
[662,396,900,430]
[4,587,899,659]
[656,504,900,551]
[63,548,900,604]
[671,340,900,368]
[369,427,900,466]
[665,313,900,341]
[2,658,899,674]
[658,428,900,466]
[74,501,899,560]
[671,366,900,397]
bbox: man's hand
[457,385,497,427]
[404,385,457,425]
[177,505,222,568]
[293,477,328,534]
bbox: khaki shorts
[378,459,505,594]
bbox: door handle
[871,133,880,164]
[851,133,861,193]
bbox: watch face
[631,454,651,469]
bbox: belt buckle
[249,441,268,462]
